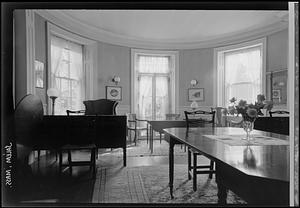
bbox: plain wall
[97,42,131,106]
[14,10,27,105]
[179,48,214,107]
[267,29,288,72]
[34,13,47,107]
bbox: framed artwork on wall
[35,60,44,88]
[106,86,122,101]
[188,88,204,101]
[266,69,287,106]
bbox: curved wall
[16,12,288,114]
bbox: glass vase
[242,120,254,142]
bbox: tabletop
[163,127,289,182]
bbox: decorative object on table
[106,86,122,101]
[224,94,273,142]
[35,60,44,88]
[190,100,199,110]
[112,76,121,85]
[47,88,60,115]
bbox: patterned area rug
[92,164,246,204]
[98,139,187,157]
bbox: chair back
[126,113,137,128]
[269,110,289,117]
[211,107,226,127]
[184,110,215,128]
[66,114,95,145]
[83,99,118,115]
[66,110,85,116]
[14,94,44,147]
[165,113,180,120]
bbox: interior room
[1,2,298,207]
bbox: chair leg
[188,149,191,180]
[209,160,214,179]
[91,148,96,178]
[67,150,72,176]
[134,130,137,146]
[59,150,62,176]
[146,126,149,144]
[159,133,162,144]
[193,152,197,191]
[38,150,40,162]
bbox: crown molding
[35,10,288,50]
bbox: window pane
[155,76,169,120]
[224,45,262,105]
[50,35,84,115]
[138,75,153,120]
[138,55,170,73]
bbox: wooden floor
[14,139,209,205]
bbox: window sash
[216,39,265,107]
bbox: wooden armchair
[83,99,118,115]
[126,113,148,146]
[184,110,216,191]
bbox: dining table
[163,127,289,205]
[147,120,187,153]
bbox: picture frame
[272,89,281,100]
[106,86,122,101]
[35,60,44,88]
[188,88,204,101]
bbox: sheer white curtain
[50,35,84,115]
[224,46,262,105]
[136,55,170,121]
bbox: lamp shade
[190,79,198,86]
[47,88,59,98]
[112,76,121,85]
[113,76,120,83]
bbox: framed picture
[106,86,122,101]
[188,88,204,101]
[272,89,281,99]
[35,60,44,88]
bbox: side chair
[269,110,289,117]
[184,110,216,191]
[58,110,97,178]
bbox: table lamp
[47,88,59,115]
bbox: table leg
[169,135,175,199]
[216,163,228,205]
[150,125,153,154]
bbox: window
[131,49,179,122]
[50,35,85,115]
[215,38,266,107]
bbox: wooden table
[164,127,289,205]
[147,120,187,153]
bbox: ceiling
[41,10,289,49]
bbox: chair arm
[136,118,148,122]
[127,120,137,123]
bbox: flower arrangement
[223,94,273,122]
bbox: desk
[40,115,127,166]
[147,120,187,153]
[164,127,289,205]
